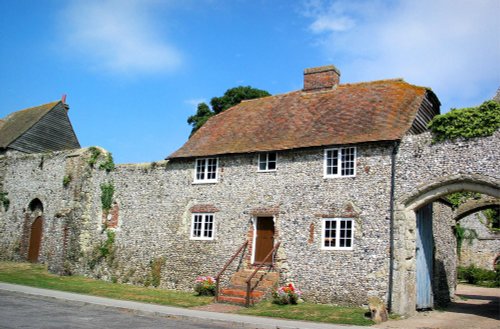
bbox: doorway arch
[27,198,44,263]
[391,175,500,316]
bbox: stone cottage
[0,65,498,317]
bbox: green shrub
[428,100,500,142]
[87,147,101,167]
[100,183,115,211]
[457,265,499,287]
[62,175,72,187]
[0,192,10,211]
[150,257,166,288]
[99,153,115,172]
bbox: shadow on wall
[433,259,452,308]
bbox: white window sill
[192,180,218,185]
[321,247,354,251]
[323,175,356,179]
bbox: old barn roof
[0,100,80,153]
[0,101,59,148]
[169,69,438,159]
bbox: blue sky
[1,0,499,164]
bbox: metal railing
[214,240,248,301]
[245,241,281,307]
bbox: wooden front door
[28,216,43,263]
[254,217,275,264]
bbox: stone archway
[25,198,44,263]
[391,175,500,316]
[454,197,499,222]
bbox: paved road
[0,291,232,329]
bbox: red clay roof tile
[169,79,433,159]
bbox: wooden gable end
[9,102,80,153]
[408,90,441,135]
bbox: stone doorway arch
[391,175,500,316]
[26,198,44,263]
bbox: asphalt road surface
[0,291,233,329]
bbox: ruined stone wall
[0,131,497,314]
[0,142,396,306]
[459,213,500,270]
[0,151,69,268]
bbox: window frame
[258,152,277,172]
[321,218,354,250]
[323,147,356,178]
[190,213,215,240]
[194,158,218,183]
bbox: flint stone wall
[0,142,396,305]
[0,130,498,314]
[459,212,500,270]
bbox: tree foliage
[428,100,500,142]
[187,86,270,136]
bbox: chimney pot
[303,65,340,91]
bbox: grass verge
[237,300,373,326]
[0,261,373,325]
[0,261,212,308]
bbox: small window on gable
[324,147,356,177]
[190,213,215,240]
[194,158,218,183]
[321,218,354,250]
[258,152,277,172]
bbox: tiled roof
[169,79,433,159]
[0,101,59,148]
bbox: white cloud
[60,0,182,75]
[302,0,500,111]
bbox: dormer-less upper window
[324,147,356,177]
[258,152,277,172]
[194,158,218,183]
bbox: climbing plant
[87,147,101,167]
[454,223,478,258]
[483,208,500,231]
[0,192,10,211]
[446,192,481,209]
[100,183,115,212]
[428,100,500,142]
[87,147,115,172]
[99,153,115,172]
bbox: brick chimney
[303,65,341,91]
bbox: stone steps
[217,269,279,306]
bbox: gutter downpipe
[388,140,400,313]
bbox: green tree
[187,86,270,136]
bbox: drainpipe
[388,140,400,313]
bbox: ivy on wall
[87,147,115,172]
[0,192,10,211]
[428,100,500,142]
[100,183,115,212]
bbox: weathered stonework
[458,212,500,270]
[0,131,498,316]
[391,131,500,315]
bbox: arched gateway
[391,175,500,315]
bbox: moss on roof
[0,101,60,148]
[169,79,435,159]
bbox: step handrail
[215,240,248,301]
[245,241,281,307]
